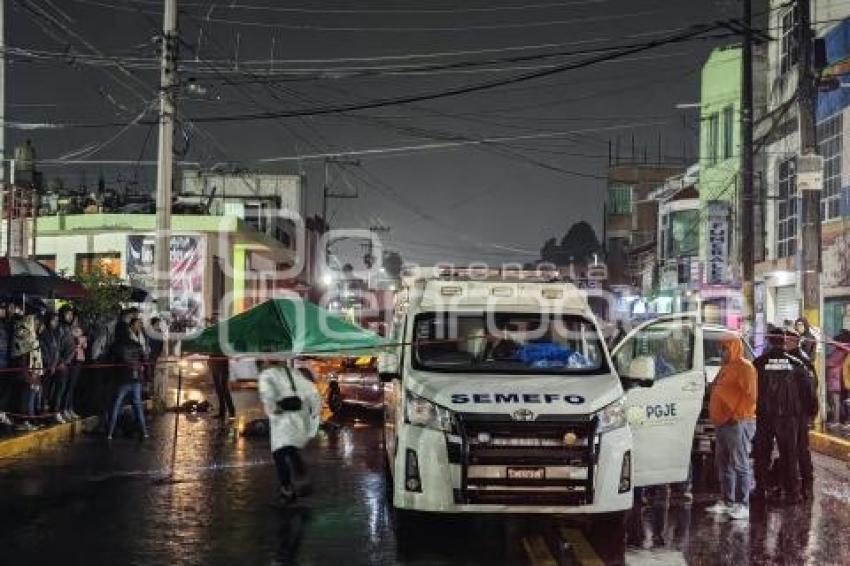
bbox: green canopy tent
[181,298,387,356]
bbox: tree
[71,263,130,329]
[560,221,602,262]
[540,221,602,266]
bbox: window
[818,113,842,221]
[704,331,753,368]
[75,252,121,276]
[607,184,633,215]
[706,112,719,165]
[243,203,266,232]
[777,157,798,258]
[614,317,695,379]
[412,312,607,375]
[722,106,735,160]
[780,6,799,75]
[666,209,699,258]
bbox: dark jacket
[0,319,11,369]
[754,348,813,418]
[117,340,145,382]
[39,328,60,369]
[58,322,76,365]
[787,349,819,418]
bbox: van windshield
[412,312,608,375]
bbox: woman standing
[12,314,44,431]
[794,317,818,361]
[58,306,86,421]
[106,317,148,440]
[258,357,321,505]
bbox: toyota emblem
[512,408,535,421]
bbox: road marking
[560,527,605,566]
[522,535,558,566]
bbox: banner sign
[127,235,205,329]
[706,202,729,285]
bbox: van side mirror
[378,352,400,383]
[623,355,655,388]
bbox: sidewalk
[0,417,99,460]
[810,429,850,462]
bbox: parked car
[336,356,383,410]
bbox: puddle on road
[86,458,273,484]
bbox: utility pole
[797,0,827,428]
[797,0,821,329]
[740,0,756,337]
[154,0,177,313]
[154,0,177,406]
[0,0,5,184]
[321,157,360,229]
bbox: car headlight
[595,396,627,434]
[405,390,453,432]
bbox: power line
[74,0,661,33]
[178,24,725,123]
[257,121,668,163]
[120,0,615,15]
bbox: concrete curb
[0,416,99,460]
[810,430,850,462]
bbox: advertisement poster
[822,222,850,289]
[127,235,205,329]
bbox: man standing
[752,329,809,503]
[785,329,818,499]
[706,336,757,520]
[210,357,236,420]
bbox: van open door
[611,315,704,487]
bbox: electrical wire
[175,24,724,124]
[120,0,615,15]
[74,0,661,33]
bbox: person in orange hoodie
[706,336,757,521]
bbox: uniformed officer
[784,329,818,499]
[752,329,810,503]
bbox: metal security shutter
[774,285,799,325]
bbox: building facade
[755,1,850,345]
[605,163,683,289]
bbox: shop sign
[706,202,729,285]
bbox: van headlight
[595,396,627,434]
[405,390,453,432]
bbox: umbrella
[181,297,386,356]
[0,257,89,300]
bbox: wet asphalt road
[3,394,850,565]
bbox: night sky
[6,0,753,266]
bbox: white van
[379,268,706,534]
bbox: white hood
[406,370,623,416]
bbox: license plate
[507,467,546,480]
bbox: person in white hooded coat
[258,359,321,504]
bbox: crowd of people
[707,319,820,522]
[0,302,163,439]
